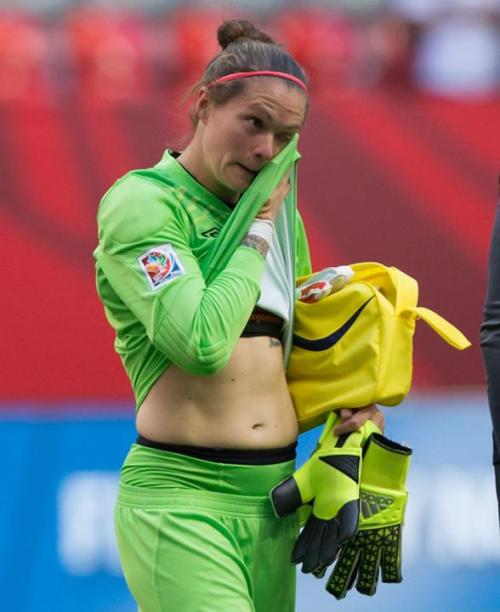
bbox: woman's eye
[278,133,293,144]
[247,117,263,130]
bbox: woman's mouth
[237,164,257,179]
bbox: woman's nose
[252,133,275,162]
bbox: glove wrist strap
[363,433,412,490]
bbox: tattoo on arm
[241,234,269,258]
[269,337,282,348]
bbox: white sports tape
[247,219,275,247]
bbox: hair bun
[217,20,275,50]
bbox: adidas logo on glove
[360,491,394,518]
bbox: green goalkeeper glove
[325,432,412,599]
[270,412,380,574]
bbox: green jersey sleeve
[95,174,266,378]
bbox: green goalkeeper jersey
[94,149,312,410]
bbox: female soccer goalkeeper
[94,19,383,611]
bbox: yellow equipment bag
[287,262,471,432]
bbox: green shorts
[115,444,299,612]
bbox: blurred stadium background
[0,0,499,610]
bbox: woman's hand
[256,174,291,222]
[333,405,384,436]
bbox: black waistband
[240,319,283,340]
[241,308,284,340]
[249,308,284,325]
[136,435,297,465]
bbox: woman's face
[196,77,308,203]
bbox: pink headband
[209,71,307,93]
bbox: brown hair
[188,19,308,128]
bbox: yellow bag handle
[391,265,471,350]
[406,306,471,350]
[349,262,471,350]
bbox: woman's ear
[196,87,210,125]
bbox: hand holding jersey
[270,412,380,574]
[242,172,289,256]
[255,172,292,222]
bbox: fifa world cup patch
[138,243,185,290]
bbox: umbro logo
[293,297,374,351]
[360,491,393,518]
[201,227,220,238]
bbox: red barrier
[0,5,496,403]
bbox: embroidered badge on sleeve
[138,243,185,290]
